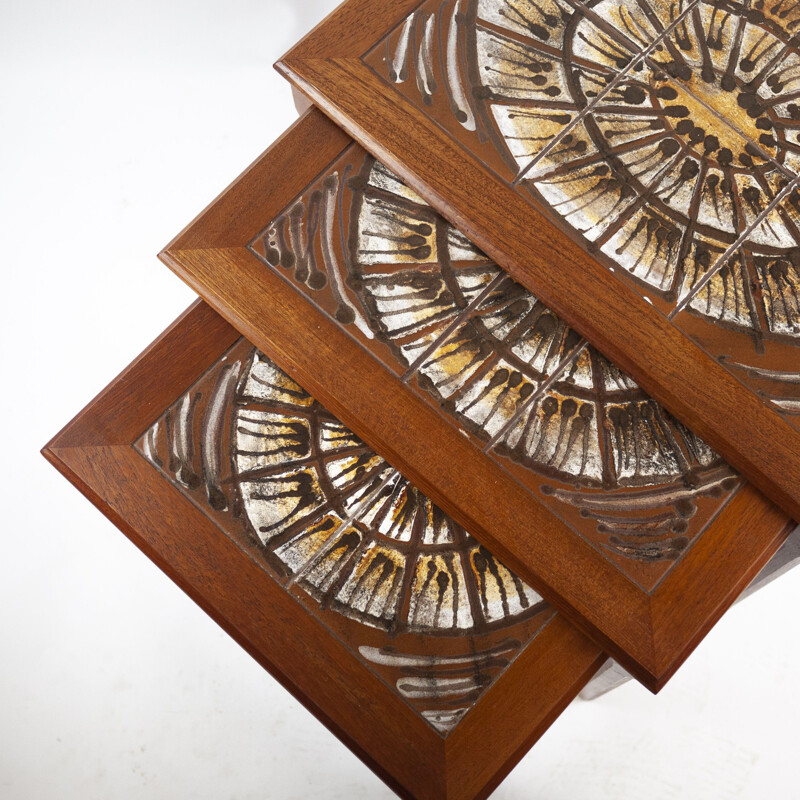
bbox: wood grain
[42,300,606,800]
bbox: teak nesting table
[44,301,606,799]
[45,1,800,797]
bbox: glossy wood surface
[42,301,605,800]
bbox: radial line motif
[249,147,743,589]
[364,0,800,422]
[136,341,552,735]
[512,0,703,184]
[671,172,800,314]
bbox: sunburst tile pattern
[248,146,744,591]
[363,0,800,430]
[137,339,552,736]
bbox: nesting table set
[45,1,800,796]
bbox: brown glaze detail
[137,338,554,729]
[159,110,792,690]
[42,301,606,800]
[248,145,740,593]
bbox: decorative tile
[489,343,740,585]
[136,338,552,736]
[360,0,800,434]
[249,150,742,591]
[363,0,701,179]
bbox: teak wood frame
[42,301,605,800]
[158,109,793,691]
[274,0,800,527]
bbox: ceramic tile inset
[364,0,701,180]
[410,278,583,443]
[488,342,739,582]
[136,339,553,736]
[363,0,800,434]
[249,151,744,591]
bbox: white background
[2,1,798,797]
